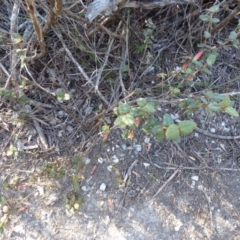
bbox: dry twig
[25,0,46,60]
[153,169,180,199]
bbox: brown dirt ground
[1,0,240,239]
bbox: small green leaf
[220,95,231,107]
[199,15,210,22]
[163,114,174,126]
[200,96,208,104]
[228,31,237,40]
[217,40,224,45]
[118,102,130,115]
[224,106,239,117]
[59,169,66,178]
[0,226,4,233]
[169,87,180,95]
[166,124,180,140]
[207,102,221,112]
[56,90,65,99]
[149,117,159,126]
[142,102,155,113]
[202,67,212,75]
[133,88,142,94]
[211,18,220,23]
[121,113,135,126]
[142,122,152,133]
[154,128,165,142]
[207,53,217,66]
[192,60,203,67]
[71,154,83,163]
[178,120,197,135]
[114,116,126,128]
[186,68,192,74]
[186,98,197,108]
[122,65,129,73]
[137,98,147,107]
[208,5,220,13]
[113,107,118,115]
[49,168,55,178]
[135,43,146,53]
[204,91,223,101]
[151,125,163,135]
[72,176,81,194]
[132,108,145,117]
[204,31,211,38]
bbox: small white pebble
[37,186,44,196]
[2,206,9,213]
[191,176,199,181]
[107,165,112,172]
[81,186,88,191]
[144,138,150,144]
[98,158,104,164]
[134,144,142,152]
[170,113,179,120]
[112,155,119,163]
[143,162,150,168]
[100,183,106,191]
[210,128,216,133]
[121,144,127,150]
[83,157,91,165]
[66,126,73,133]
[175,66,181,71]
[58,130,63,138]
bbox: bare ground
[1,0,240,239]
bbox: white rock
[37,186,44,196]
[191,176,199,181]
[121,144,127,150]
[143,162,150,168]
[144,138,150,144]
[134,144,142,152]
[83,157,91,165]
[107,165,112,172]
[175,66,181,71]
[81,186,88,191]
[174,225,182,231]
[210,128,216,133]
[112,155,119,163]
[100,183,106,191]
[66,126,73,133]
[170,113,179,120]
[98,158,104,163]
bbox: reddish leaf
[128,131,134,139]
[134,117,141,127]
[193,51,204,61]
[187,75,194,81]
[182,62,189,69]
[91,165,97,175]
[146,143,152,152]
[103,133,109,140]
